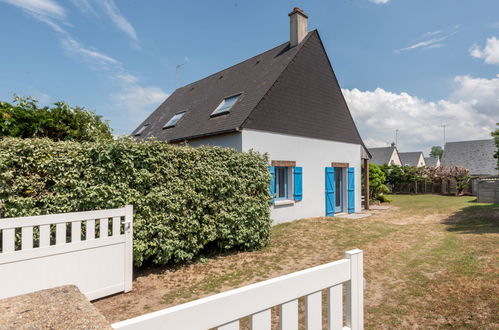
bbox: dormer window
[134,124,149,136]
[211,94,241,116]
[163,111,186,129]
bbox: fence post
[124,205,133,293]
[345,249,363,330]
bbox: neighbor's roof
[442,139,498,176]
[399,152,424,166]
[132,30,368,155]
[368,147,396,165]
[424,157,440,167]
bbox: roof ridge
[239,31,316,129]
[445,138,493,144]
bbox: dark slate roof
[132,30,367,154]
[442,139,498,176]
[368,147,396,165]
[424,157,440,167]
[399,152,424,167]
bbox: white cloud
[452,74,499,116]
[470,37,499,65]
[398,36,447,52]
[99,0,138,42]
[343,75,498,153]
[69,0,97,17]
[369,0,390,4]
[61,36,119,66]
[0,0,65,19]
[115,73,140,84]
[396,26,459,53]
[111,85,168,133]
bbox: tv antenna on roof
[440,124,446,144]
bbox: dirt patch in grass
[93,195,499,328]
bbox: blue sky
[0,0,498,153]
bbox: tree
[430,146,443,159]
[492,123,499,170]
[0,95,112,142]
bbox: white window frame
[211,94,241,116]
[163,111,186,129]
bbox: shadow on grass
[443,202,499,235]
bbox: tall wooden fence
[0,206,133,300]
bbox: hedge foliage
[0,137,271,266]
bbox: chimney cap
[288,7,308,18]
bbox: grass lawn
[94,195,499,328]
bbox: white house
[132,8,371,224]
[369,146,402,166]
[399,152,426,167]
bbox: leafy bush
[380,164,428,192]
[0,137,271,266]
[369,163,390,202]
[0,95,112,141]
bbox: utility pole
[175,63,184,88]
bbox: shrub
[0,137,271,266]
[369,163,390,202]
[0,95,112,141]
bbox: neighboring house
[369,146,402,166]
[424,157,441,167]
[131,8,370,224]
[442,139,498,176]
[399,152,426,167]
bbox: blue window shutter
[325,167,335,216]
[293,167,303,201]
[348,167,355,214]
[269,166,275,202]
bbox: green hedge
[0,137,271,266]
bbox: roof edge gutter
[168,128,240,143]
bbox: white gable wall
[417,154,426,167]
[187,132,242,150]
[389,149,402,166]
[241,129,362,224]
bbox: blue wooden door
[348,167,355,214]
[325,167,335,216]
[334,167,343,213]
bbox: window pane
[134,124,149,136]
[275,167,287,199]
[163,112,185,128]
[212,95,240,115]
[335,168,341,206]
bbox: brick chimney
[288,7,308,47]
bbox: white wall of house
[241,129,362,224]
[185,129,363,224]
[187,132,242,150]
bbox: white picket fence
[0,205,133,301]
[113,249,364,330]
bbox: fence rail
[0,206,133,300]
[113,249,363,330]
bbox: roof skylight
[163,111,186,129]
[134,124,149,136]
[211,94,240,116]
